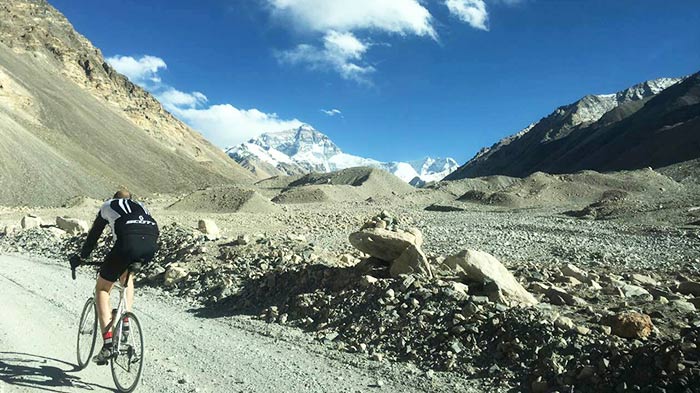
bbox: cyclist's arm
[80,212,107,259]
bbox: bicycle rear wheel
[111,312,144,392]
[76,297,98,370]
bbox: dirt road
[0,254,473,393]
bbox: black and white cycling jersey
[80,198,159,259]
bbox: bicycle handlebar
[70,260,101,280]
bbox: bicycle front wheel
[111,312,144,392]
[76,297,98,370]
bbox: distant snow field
[227,125,459,184]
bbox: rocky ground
[1,184,699,392]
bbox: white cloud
[109,54,305,148]
[106,55,167,85]
[445,0,489,31]
[158,88,208,110]
[172,104,303,148]
[267,0,436,38]
[279,31,375,83]
[267,0,441,83]
[321,108,342,116]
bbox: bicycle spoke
[110,312,144,392]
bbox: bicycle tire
[111,312,144,392]
[76,297,98,370]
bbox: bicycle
[72,260,145,393]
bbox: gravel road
[0,254,478,393]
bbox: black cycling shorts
[99,234,158,282]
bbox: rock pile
[2,212,700,392]
[349,211,432,278]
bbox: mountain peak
[229,128,458,184]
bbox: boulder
[620,284,653,300]
[630,273,657,286]
[546,286,587,307]
[197,219,220,240]
[561,263,590,283]
[20,214,42,229]
[444,250,537,306]
[56,216,89,235]
[349,228,416,262]
[164,266,188,286]
[390,244,433,278]
[46,227,66,239]
[610,312,653,339]
[670,299,697,313]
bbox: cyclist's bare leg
[95,276,114,334]
[119,271,135,312]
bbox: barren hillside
[0,0,254,206]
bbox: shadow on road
[0,352,114,392]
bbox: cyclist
[70,189,159,365]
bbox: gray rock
[164,266,188,286]
[348,228,416,262]
[444,249,537,306]
[621,284,653,300]
[546,286,587,307]
[390,244,433,278]
[56,216,88,235]
[197,219,220,240]
[670,299,697,313]
[561,263,591,283]
[449,282,470,297]
[555,316,575,330]
[630,273,657,286]
[20,214,42,230]
[360,275,378,286]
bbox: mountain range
[446,75,700,180]
[227,125,459,185]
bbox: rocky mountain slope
[227,125,458,184]
[446,75,700,180]
[0,0,253,207]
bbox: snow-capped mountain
[227,125,458,184]
[445,76,690,180]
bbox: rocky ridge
[446,75,698,180]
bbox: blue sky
[51,0,700,164]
